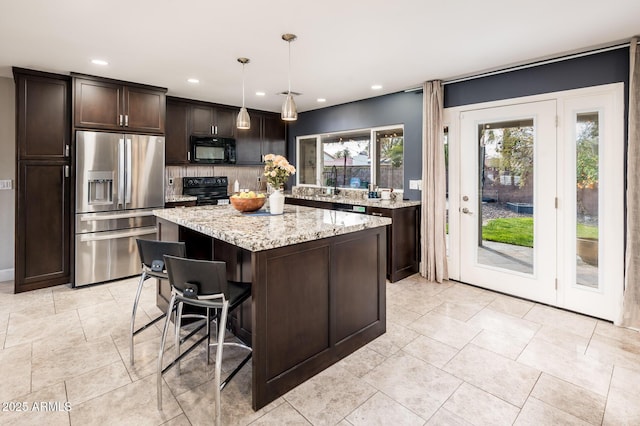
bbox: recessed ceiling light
[91,59,108,66]
[187,78,199,84]
[317,98,326,103]
[256,91,266,96]
[371,84,383,90]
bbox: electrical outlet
[0,179,13,190]
[409,179,422,190]
[168,178,174,186]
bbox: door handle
[125,139,132,205]
[65,144,70,157]
[118,139,125,206]
[64,165,69,178]
[124,115,129,127]
[462,207,473,214]
[119,114,124,126]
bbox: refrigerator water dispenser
[87,171,114,205]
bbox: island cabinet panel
[73,75,166,134]
[251,227,386,409]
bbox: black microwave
[189,136,236,164]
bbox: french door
[446,84,624,321]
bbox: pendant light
[281,33,298,121]
[236,57,251,129]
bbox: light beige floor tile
[431,301,486,322]
[603,366,640,425]
[514,397,591,425]
[387,302,423,326]
[518,338,612,396]
[250,402,311,425]
[486,295,535,318]
[443,344,540,407]
[470,329,529,360]
[78,299,155,341]
[467,308,540,341]
[594,320,640,347]
[531,373,605,425]
[178,366,283,426]
[70,374,181,425]
[31,336,121,391]
[586,331,640,372]
[65,360,132,405]
[362,351,461,419]
[387,290,443,315]
[403,335,459,368]
[52,285,116,313]
[0,382,70,426]
[346,391,425,425]
[31,332,88,361]
[161,414,192,426]
[4,309,85,348]
[8,303,56,325]
[408,312,481,349]
[533,324,590,354]
[426,408,473,425]
[366,321,419,356]
[442,382,519,425]
[438,284,497,306]
[284,364,377,425]
[0,312,7,334]
[523,305,597,339]
[337,345,387,378]
[0,343,32,401]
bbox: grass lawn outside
[482,217,599,247]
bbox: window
[296,125,404,191]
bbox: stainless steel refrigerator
[75,130,164,287]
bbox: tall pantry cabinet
[13,68,71,293]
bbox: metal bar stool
[130,239,186,365]
[157,255,252,426]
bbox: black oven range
[182,176,230,206]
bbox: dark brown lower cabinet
[15,162,71,292]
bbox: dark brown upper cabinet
[15,70,71,160]
[165,98,190,164]
[190,104,236,138]
[73,75,166,134]
[236,111,286,164]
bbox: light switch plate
[168,178,174,186]
[0,179,13,190]
[409,179,422,190]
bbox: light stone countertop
[286,194,421,209]
[153,204,391,252]
[165,195,198,203]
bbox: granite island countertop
[153,204,392,252]
[286,193,421,209]
[165,195,198,203]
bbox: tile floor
[1,274,639,425]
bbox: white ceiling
[1,1,639,113]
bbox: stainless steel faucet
[331,165,340,195]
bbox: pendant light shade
[281,33,298,122]
[281,93,297,121]
[236,57,250,129]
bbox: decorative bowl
[230,196,266,212]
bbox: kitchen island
[153,204,391,410]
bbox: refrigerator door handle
[118,138,125,207]
[78,227,158,242]
[78,210,155,222]
[125,138,132,205]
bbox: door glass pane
[321,130,371,189]
[374,127,404,190]
[298,137,317,185]
[476,119,534,274]
[576,112,599,288]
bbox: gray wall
[0,77,15,281]
[287,91,424,200]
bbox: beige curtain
[622,37,640,328]
[420,81,449,282]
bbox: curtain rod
[405,39,637,91]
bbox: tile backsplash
[165,165,265,198]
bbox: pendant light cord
[242,62,246,107]
[288,40,292,94]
